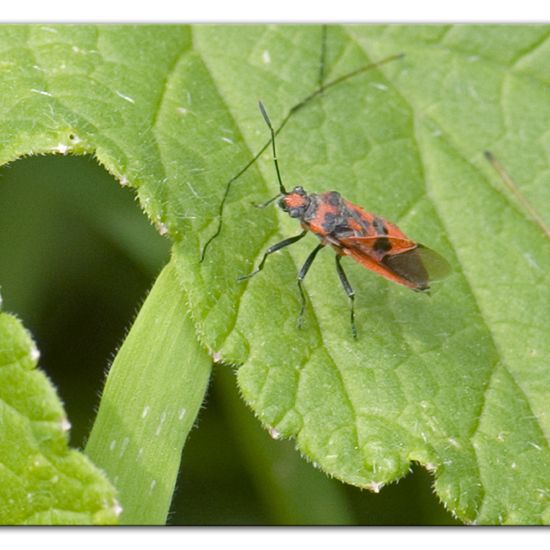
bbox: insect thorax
[307,192,355,235]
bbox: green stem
[84,259,212,524]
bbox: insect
[238,103,450,339]
[199,49,405,263]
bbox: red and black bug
[238,102,450,338]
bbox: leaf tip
[364,480,384,493]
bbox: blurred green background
[0,155,458,525]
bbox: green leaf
[175,25,550,524]
[0,24,549,524]
[0,308,119,524]
[84,260,212,524]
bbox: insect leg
[297,243,325,328]
[237,230,307,281]
[335,255,357,339]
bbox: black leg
[335,255,357,339]
[237,230,307,281]
[297,243,325,328]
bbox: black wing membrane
[382,245,451,290]
[415,244,452,281]
[382,247,430,290]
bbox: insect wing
[337,236,420,289]
[415,244,452,282]
[339,236,450,289]
[339,235,417,257]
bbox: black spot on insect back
[302,193,321,221]
[350,209,370,233]
[373,237,392,252]
[373,217,389,235]
[322,212,339,232]
[325,191,342,206]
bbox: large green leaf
[0,24,548,524]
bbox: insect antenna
[199,41,404,262]
[258,101,288,195]
[287,52,404,120]
[318,25,328,90]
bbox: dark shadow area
[0,155,170,448]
